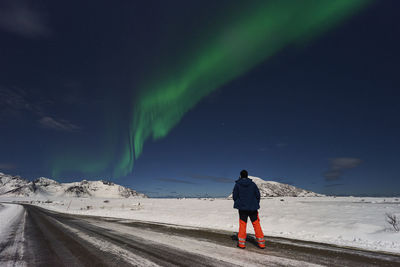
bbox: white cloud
[0,0,50,38]
[39,116,80,132]
[330,157,363,170]
[324,157,362,181]
[0,163,16,170]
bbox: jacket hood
[235,177,253,187]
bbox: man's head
[240,170,248,178]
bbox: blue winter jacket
[232,178,261,210]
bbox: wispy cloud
[0,86,81,132]
[330,158,362,170]
[323,170,342,181]
[157,178,197,184]
[0,86,43,117]
[323,157,362,181]
[0,0,50,38]
[186,174,234,183]
[39,116,81,132]
[0,163,16,170]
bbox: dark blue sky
[0,1,399,197]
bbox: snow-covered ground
[0,203,26,266]
[1,196,399,254]
[0,203,25,240]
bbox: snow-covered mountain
[0,173,30,195]
[0,173,147,198]
[228,176,323,198]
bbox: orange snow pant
[238,210,265,248]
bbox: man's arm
[255,185,260,203]
[233,184,239,201]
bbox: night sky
[1,0,399,197]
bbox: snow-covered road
[20,196,400,254]
[1,203,399,266]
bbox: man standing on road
[232,170,265,249]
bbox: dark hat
[240,170,248,178]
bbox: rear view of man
[232,170,265,249]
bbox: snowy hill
[228,176,323,198]
[0,173,147,198]
[0,173,30,195]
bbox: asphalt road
[1,204,400,267]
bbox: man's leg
[238,210,248,248]
[249,211,265,248]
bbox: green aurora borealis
[52,0,369,179]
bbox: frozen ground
[0,203,26,266]
[0,203,25,240]
[1,196,399,254]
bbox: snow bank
[0,203,24,240]
[1,196,399,254]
